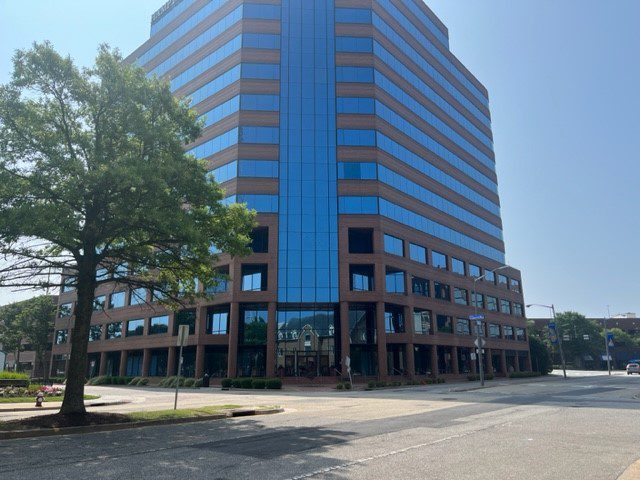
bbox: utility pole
[604,306,612,375]
[551,304,568,380]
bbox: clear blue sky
[1,1,638,318]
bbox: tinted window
[434,282,450,301]
[452,258,465,275]
[250,227,269,253]
[106,322,122,339]
[207,306,229,335]
[436,315,453,333]
[385,268,405,293]
[149,316,169,335]
[413,309,432,334]
[432,251,447,269]
[384,304,405,333]
[409,243,427,263]
[454,287,468,305]
[412,277,429,297]
[241,264,268,291]
[348,228,374,253]
[127,319,145,337]
[384,234,403,256]
[350,265,374,291]
[109,291,126,309]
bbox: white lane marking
[283,420,507,480]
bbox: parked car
[626,363,640,375]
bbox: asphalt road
[1,371,639,480]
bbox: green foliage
[0,296,56,377]
[529,335,553,374]
[86,375,134,385]
[239,378,254,389]
[336,381,352,390]
[554,312,604,363]
[265,378,282,390]
[0,42,256,414]
[467,374,495,381]
[0,371,29,380]
[183,378,195,388]
[221,378,233,388]
[86,375,109,385]
[251,378,266,389]
[231,379,242,388]
[336,382,344,390]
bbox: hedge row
[366,378,445,390]
[86,375,135,385]
[221,378,282,389]
[128,377,150,386]
[158,376,203,388]
[0,372,30,380]
[336,382,352,390]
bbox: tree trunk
[15,348,21,372]
[60,261,96,415]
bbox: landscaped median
[0,404,283,440]
[1,385,99,403]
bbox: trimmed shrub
[239,378,253,389]
[436,377,445,384]
[86,375,111,386]
[194,378,203,388]
[343,381,352,390]
[336,382,344,390]
[265,378,282,389]
[184,378,196,387]
[231,378,242,388]
[221,378,233,388]
[0,371,29,380]
[252,379,266,389]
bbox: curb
[0,399,131,413]
[0,408,284,440]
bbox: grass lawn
[0,405,279,432]
[0,395,100,403]
[127,404,242,421]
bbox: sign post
[469,314,485,386]
[174,324,189,410]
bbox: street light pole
[527,303,567,379]
[604,306,612,375]
[472,265,509,386]
[550,304,568,380]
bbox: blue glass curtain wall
[278,0,339,303]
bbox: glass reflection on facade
[276,308,336,377]
[278,0,338,303]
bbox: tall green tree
[17,296,57,379]
[0,302,24,370]
[554,311,604,367]
[0,43,255,415]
